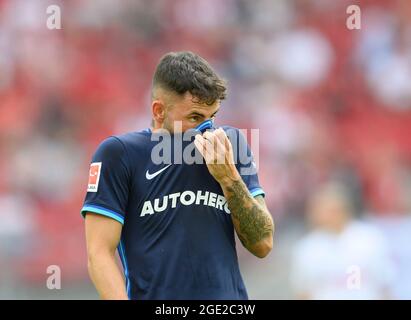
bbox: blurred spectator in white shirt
[290,183,395,299]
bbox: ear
[152,100,166,126]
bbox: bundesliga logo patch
[87,162,102,192]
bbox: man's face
[308,195,350,232]
[160,92,220,133]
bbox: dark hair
[152,51,226,105]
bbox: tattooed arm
[194,128,274,258]
[220,174,274,258]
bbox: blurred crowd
[1,0,411,299]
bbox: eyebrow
[187,109,220,118]
[187,111,206,118]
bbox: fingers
[213,128,226,145]
[205,131,227,164]
[194,134,214,163]
[211,128,234,163]
[204,129,228,151]
[195,128,233,165]
[213,128,233,152]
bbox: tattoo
[225,180,273,248]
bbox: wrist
[218,165,242,187]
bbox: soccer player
[82,51,274,300]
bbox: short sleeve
[227,127,265,198]
[80,137,130,225]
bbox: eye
[189,116,200,123]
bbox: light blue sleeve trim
[250,188,265,198]
[81,205,124,225]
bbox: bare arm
[85,213,128,300]
[221,178,274,258]
[194,128,274,258]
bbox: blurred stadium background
[1,0,411,299]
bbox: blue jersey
[81,124,265,300]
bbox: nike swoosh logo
[145,164,172,180]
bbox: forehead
[176,92,220,114]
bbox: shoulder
[94,129,151,160]
[344,221,387,247]
[114,129,152,148]
[94,136,125,159]
[106,129,151,151]
[346,221,383,238]
[293,231,331,256]
[218,126,246,143]
[219,125,241,135]
[219,125,238,131]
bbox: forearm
[194,128,274,257]
[220,170,274,258]
[88,251,128,300]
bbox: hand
[194,128,241,185]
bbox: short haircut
[152,51,226,105]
